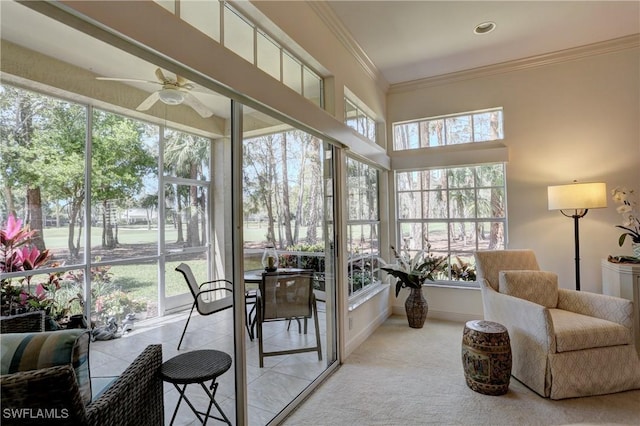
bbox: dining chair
[256,271,322,367]
[175,263,233,350]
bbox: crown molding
[308,1,389,92]
[390,34,640,94]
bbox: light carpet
[282,316,640,426]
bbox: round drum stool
[461,320,512,395]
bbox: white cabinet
[601,259,640,355]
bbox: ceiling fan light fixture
[474,21,496,35]
[158,88,185,105]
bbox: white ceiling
[326,1,640,84]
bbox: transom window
[159,0,324,107]
[393,108,503,151]
[345,97,376,143]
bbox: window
[0,83,214,324]
[345,97,376,143]
[393,108,503,151]
[346,157,381,296]
[175,0,323,107]
[395,164,506,284]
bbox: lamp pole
[562,209,588,291]
[548,181,607,292]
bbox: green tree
[164,131,209,246]
[244,134,279,245]
[91,110,155,249]
[31,100,87,258]
[0,85,51,251]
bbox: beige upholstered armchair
[475,249,640,399]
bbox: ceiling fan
[96,68,214,118]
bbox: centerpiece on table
[611,187,640,258]
[381,241,446,328]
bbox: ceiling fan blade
[182,92,213,118]
[176,74,188,86]
[96,77,160,85]
[136,91,161,111]
[155,68,168,83]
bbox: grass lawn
[36,224,323,322]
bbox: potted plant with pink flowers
[0,215,65,326]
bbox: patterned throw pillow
[0,329,92,405]
[498,270,559,308]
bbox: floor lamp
[548,182,607,291]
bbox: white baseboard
[390,306,481,323]
[344,307,390,356]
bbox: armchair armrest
[481,279,556,396]
[199,279,233,290]
[196,287,233,298]
[86,344,163,426]
[195,285,233,314]
[0,365,89,425]
[196,280,233,301]
[0,311,45,333]
[480,280,555,352]
[558,289,634,328]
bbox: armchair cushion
[550,309,632,352]
[0,329,91,406]
[498,270,558,308]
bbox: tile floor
[90,304,329,425]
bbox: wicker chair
[0,310,45,333]
[1,336,164,425]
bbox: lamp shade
[548,182,607,211]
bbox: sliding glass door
[242,107,338,424]
[2,2,339,424]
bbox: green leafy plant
[448,256,477,282]
[0,215,68,319]
[65,259,146,325]
[350,270,374,292]
[381,239,446,297]
[279,243,325,272]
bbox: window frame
[392,107,503,151]
[345,156,382,298]
[394,164,507,287]
[0,83,215,321]
[344,96,376,143]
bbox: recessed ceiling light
[474,21,496,35]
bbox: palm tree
[164,130,210,247]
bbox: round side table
[461,320,512,396]
[160,349,232,425]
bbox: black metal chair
[257,271,322,367]
[175,263,233,350]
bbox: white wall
[387,40,640,319]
